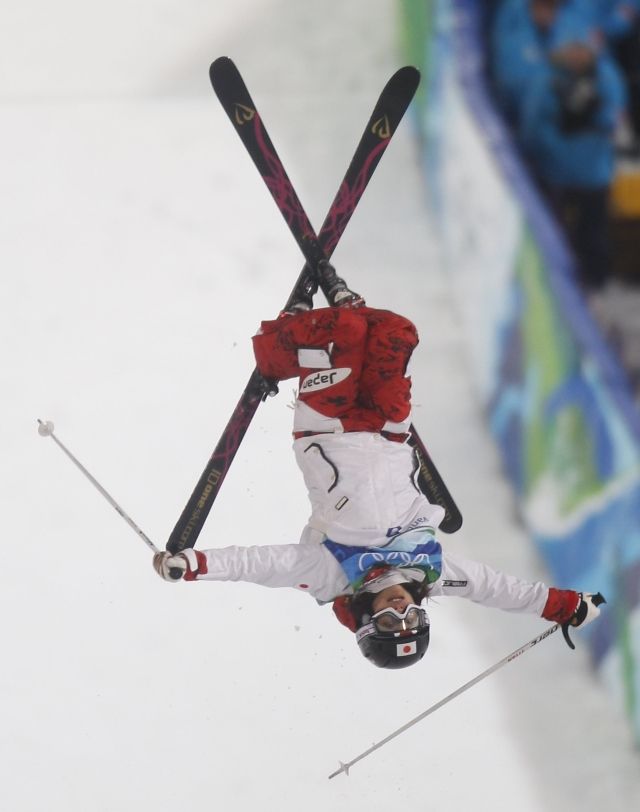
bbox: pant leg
[253,306,418,428]
[358,309,419,424]
[252,307,369,417]
[574,187,611,291]
[555,186,611,291]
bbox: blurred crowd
[488,0,640,398]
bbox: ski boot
[254,370,279,402]
[317,259,365,308]
[284,270,318,314]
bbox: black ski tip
[210,56,236,82]
[397,65,421,81]
[389,65,421,92]
[372,66,420,121]
[209,56,252,108]
[440,511,463,534]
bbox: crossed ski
[167,58,461,554]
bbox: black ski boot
[284,270,318,313]
[253,370,279,401]
[318,260,365,307]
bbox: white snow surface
[2,2,640,810]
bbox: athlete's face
[371,584,415,614]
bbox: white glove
[153,549,198,582]
[562,592,606,649]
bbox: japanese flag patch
[397,641,417,657]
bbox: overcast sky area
[2,2,640,810]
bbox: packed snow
[2,1,639,810]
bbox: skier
[154,261,605,669]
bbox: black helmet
[331,566,432,669]
[355,604,431,669]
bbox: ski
[167,61,422,554]
[209,57,462,533]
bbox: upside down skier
[154,261,605,669]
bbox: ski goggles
[371,604,429,634]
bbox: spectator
[573,0,640,43]
[571,1,640,145]
[519,35,627,290]
[491,0,593,124]
[601,2,640,147]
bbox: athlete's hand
[153,550,199,582]
[561,592,606,650]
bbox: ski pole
[37,418,159,554]
[328,623,560,779]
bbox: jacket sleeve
[187,543,348,599]
[595,57,627,132]
[430,551,550,616]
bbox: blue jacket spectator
[519,37,627,288]
[573,0,640,42]
[574,1,640,147]
[519,41,626,187]
[492,0,593,122]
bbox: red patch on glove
[183,551,208,582]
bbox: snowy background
[2,1,640,810]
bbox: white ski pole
[37,418,160,554]
[329,623,561,779]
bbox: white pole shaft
[328,623,560,779]
[37,419,160,553]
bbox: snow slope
[2,1,639,810]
